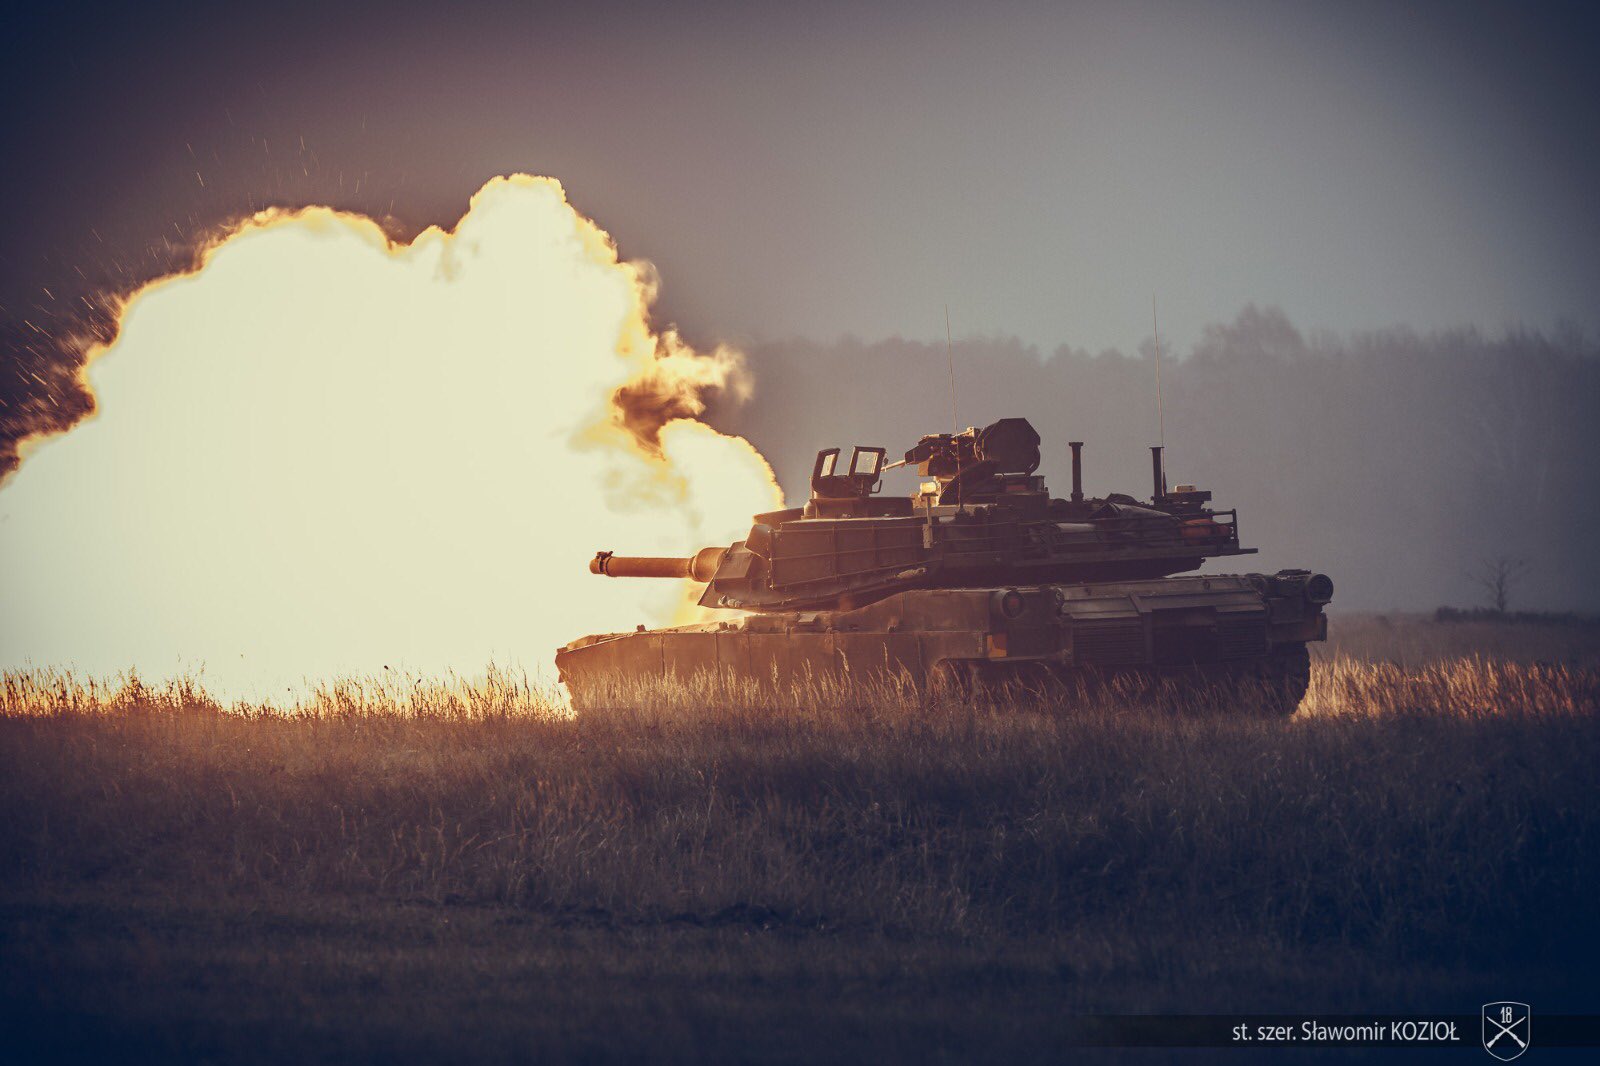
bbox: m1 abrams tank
[556,417,1331,715]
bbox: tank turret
[590,417,1255,612]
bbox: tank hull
[556,571,1329,715]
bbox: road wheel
[1254,643,1310,718]
[929,661,1057,706]
[929,660,975,701]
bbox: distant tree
[1472,555,1530,614]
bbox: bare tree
[1472,555,1530,614]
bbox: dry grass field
[2,613,1597,1063]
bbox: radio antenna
[1152,294,1166,450]
[944,304,957,435]
[944,305,964,511]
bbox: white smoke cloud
[0,175,782,697]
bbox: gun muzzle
[590,547,726,582]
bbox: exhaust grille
[1217,618,1268,660]
[1074,621,1146,666]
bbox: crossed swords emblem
[1482,1002,1530,1061]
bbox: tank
[556,417,1332,714]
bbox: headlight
[1304,573,1334,604]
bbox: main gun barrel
[590,547,725,582]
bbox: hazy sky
[4,0,1598,355]
[2,1,1598,689]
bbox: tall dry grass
[2,651,1595,965]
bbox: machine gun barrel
[590,547,725,582]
